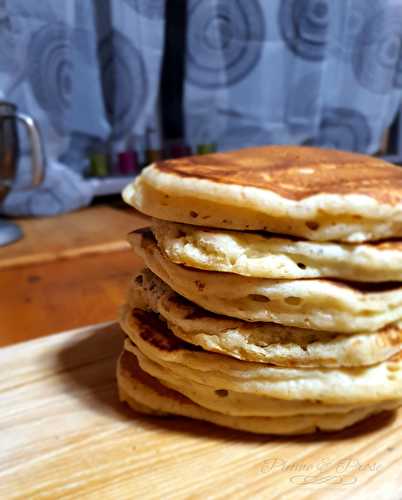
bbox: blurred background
[2,0,402,218]
[3,0,402,343]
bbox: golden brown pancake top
[155,146,402,204]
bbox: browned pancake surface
[120,349,190,404]
[131,308,201,353]
[155,145,402,204]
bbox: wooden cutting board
[0,205,147,270]
[1,323,401,500]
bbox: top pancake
[154,146,400,201]
[123,145,402,242]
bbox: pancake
[122,145,402,242]
[129,230,402,333]
[151,219,402,282]
[126,270,402,367]
[117,350,400,435]
[127,340,399,418]
[120,306,402,405]
[126,339,399,417]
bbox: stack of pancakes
[118,145,402,435]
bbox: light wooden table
[0,204,148,346]
[1,322,401,499]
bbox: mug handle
[5,113,46,188]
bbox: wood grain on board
[0,322,401,500]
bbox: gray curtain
[185,0,402,152]
[1,0,401,215]
[0,0,165,215]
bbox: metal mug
[0,100,45,246]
